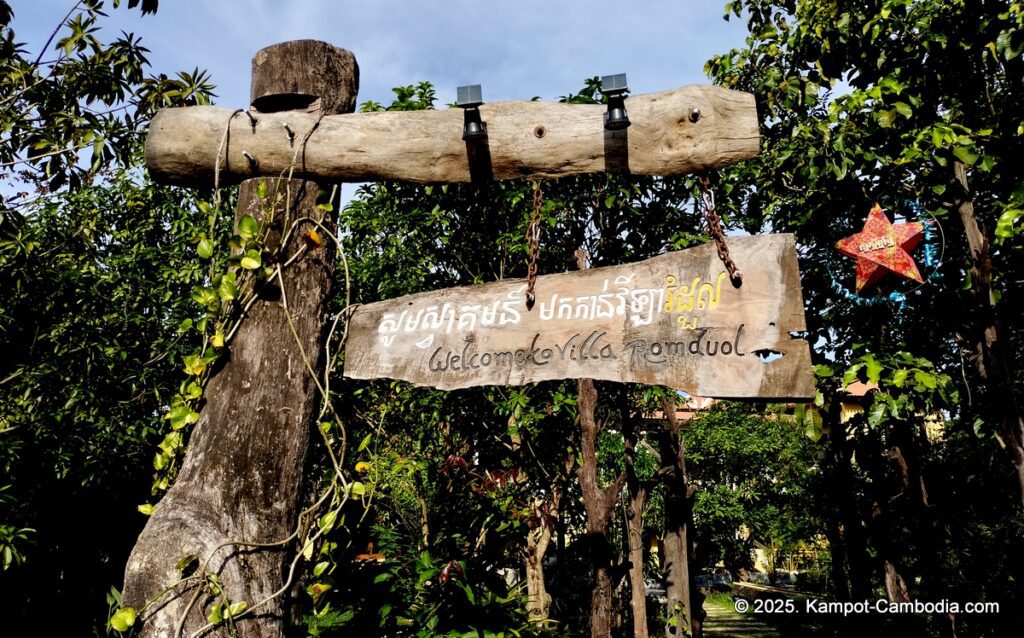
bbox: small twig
[143,333,186,367]
[0,144,89,168]
[33,0,84,66]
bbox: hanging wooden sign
[344,234,813,399]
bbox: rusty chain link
[525,182,543,309]
[698,174,743,287]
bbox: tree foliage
[1,1,215,631]
[3,2,1024,637]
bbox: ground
[703,595,781,638]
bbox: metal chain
[525,182,543,309]
[698,174,743,287]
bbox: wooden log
[344,234,814,400]
[122,40,356,637]
[145,85,758,186]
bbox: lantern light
[600,74,631,131]
[456,84,487,141]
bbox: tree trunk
[883,560,911,603]
[824,517,850,601]
[623,394,649,638]
[415,471,430,551]
[524,525,553,622]
[524,551,550,622]
[579,376,627,638]
[524,483,563,622]
[661,400,701,638]
[828,410,872,600]
[574,249,627,638]
[953,160,1024,502]
[122,41,358,637]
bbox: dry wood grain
[145,85,758,186]
[344,234,813,399]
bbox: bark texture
[578,377,626,638]
[660,401,701,638]
[953,161,1024,502]
[122,41,357,637]
[623,397,649,638]
[145,85,759,186]
[524,484,561,622]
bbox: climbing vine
[110,118,373,633]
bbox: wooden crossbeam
[145,85,758,186]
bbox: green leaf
[863,355,883,384]
[876,109,896,128]
[804,407,823,442]
[867,401,887,427]
[914,369,937,389]
[110,608,137,632]
[183,354,206,376]
[137,503,155,516]
[813,364,834,378]
[206,573,224,596]
[842,364,863,387]
[320,510,338,533]
[995,208,1022,242]
[238,214,260,239]
[208,604,223,624]
[256,179,268,199]
[240,250,261,270]
[892,369,909,387]
[164,405,190,429]
[218,272,238,301]
[175,554,198,575]
[197,237,213,259]
[358,433,372,452]
[227,601,248,618]
[192,286,218,310]
[953,146,979,166]
[313,561,330,577]
[894,101,912,118]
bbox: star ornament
[836,204,925,293]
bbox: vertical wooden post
[123,40,357,637]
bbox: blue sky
[12,1,749,108]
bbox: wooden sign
[145,85,758,186]
[344,235,813,399]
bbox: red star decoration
[836,204,924,293]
